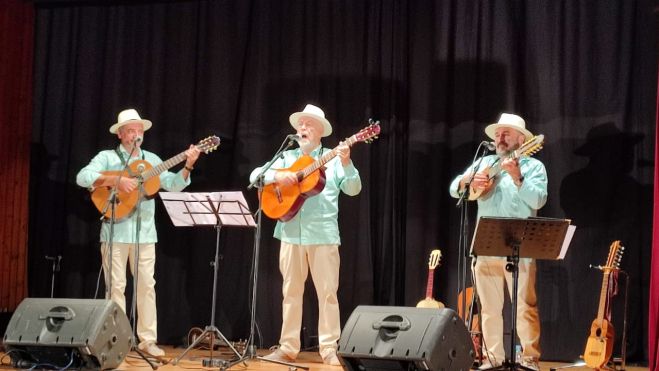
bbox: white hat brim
[109,119,153,134]
[484,123,533,140]
[289,112,332,137]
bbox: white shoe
[521,357,539,371]
[321,350,341,366]
[477,360,501,370]
[261,348,296,363]
[138,342,165,357]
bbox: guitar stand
[550,270,629,371]
[471,217,572,371]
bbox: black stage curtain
[29,0,656,362]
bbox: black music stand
[159,191,256,367]
[470,217,573,371]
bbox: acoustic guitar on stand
[468,134,544,200]
[416,249,445,309]
[583,240,624,369]
[261,120,380,221]
[91,136,220,220]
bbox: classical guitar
[91,136,220,220]
[468,134,544,200]
[416,249,445,309]
[261,120,380,221]
[458,286,482,361]
[583,240,624,369]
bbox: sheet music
[558,224,576,259]
[160,191,256,227]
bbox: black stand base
[171,325,241,366]
[221,345,309,371]
[485,360,536,371]
[549,360,586,371]
[130,338,161,370]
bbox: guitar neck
[425,268,435,298]
[141,151,188,181]
[300,136,358,178]
[596,270,612,321]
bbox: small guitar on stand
[468,134,544,200]
[262,120,380,221]
[91,136,221,220]
[458,286,482,362]
[583,240,624,369]
[416,249,445,309]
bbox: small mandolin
[416,249,445,309]
[583,240,624,369]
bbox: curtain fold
[0,0,33,312]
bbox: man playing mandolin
[76,108,200,358]
[449,113,548,370]
[249,104,362,366]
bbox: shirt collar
[119,144,142,158]
[299,144,323,157]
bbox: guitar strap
[115,146,145,177]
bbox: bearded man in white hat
[449,113,548,370]
[76,108,200,357]
[249,104,362,366]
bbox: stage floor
[0,346,649,370]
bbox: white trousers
[278,242,341,359]
[474,256,541,363]
[101,242,158,345]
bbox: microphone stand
[224,136,309,370]
[128,171,159,369]
[45,255,61,298]
[455,142,491,364]
[99,140,138,301]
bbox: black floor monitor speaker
[2,298,132,370]
[338,306,475,371]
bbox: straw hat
[484,113,533,140]
[109,109,153,134]
[289,104,333,137]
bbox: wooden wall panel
[0,0,33,312]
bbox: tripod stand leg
[171,328,215,365]
[130,336,160,370]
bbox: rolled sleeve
[76,151,111,189]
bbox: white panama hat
[484,113,533,140]
[289,104,333,137]
[109,108,153,134]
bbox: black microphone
[287,134,301,143]
[482,141,496,152]
[133,136,143,144]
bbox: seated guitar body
[416,298,445,309]
[91,160,160,220]
[261,155,326,222]
[584,319,615,369]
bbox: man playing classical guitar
[249,104,362,366]
[449,113,548,370]
[76,108,200,358]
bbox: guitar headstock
[516,134,544,158]
[353,119,381,144]
[196,135,221,154]
[604,240,624,270]
[428,249,442,269]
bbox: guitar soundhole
[595,328,602,337]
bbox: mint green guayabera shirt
[249,145,362,245]
[76,145,191,244]
[449,155,548,219]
